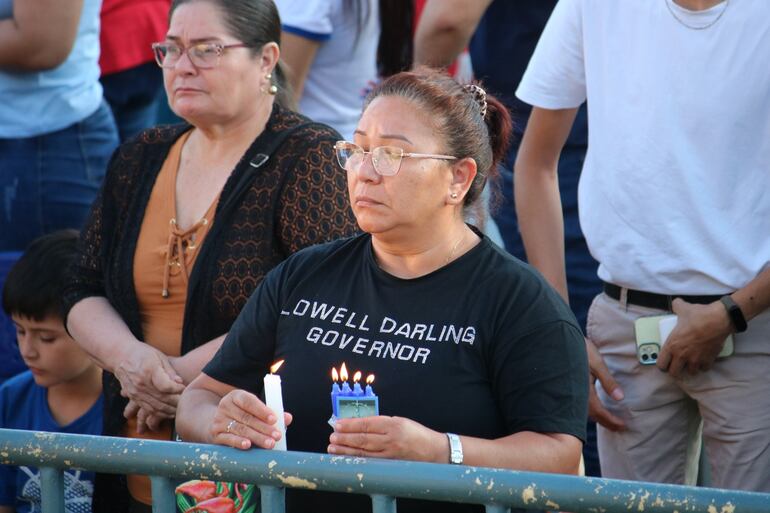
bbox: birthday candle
[340,362,352,395]
[331,367,341,417]
[352,371,364,396]
[365,374,375,396]
[263,360,287,451]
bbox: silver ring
[226,419,237,434]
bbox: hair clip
[463,84,488,119]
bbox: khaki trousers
[586,293,770,491]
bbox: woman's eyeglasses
[334,141,457,176]
[151,42,250,69]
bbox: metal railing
[2,428,769,513]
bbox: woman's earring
[265,73,278,95]
[451,193,458,199]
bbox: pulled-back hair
[169,0,294,108]
[364,68,512,220]
[2,230,79,321]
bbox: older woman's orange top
[126,130,220,504]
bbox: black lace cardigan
[61,105,359,511]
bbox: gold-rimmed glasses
[151,41,251,69]
[334,141,457,176]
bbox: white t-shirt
[276,0,380,140]
[517,0,770,294]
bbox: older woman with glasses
[61,0,357,509]
[176,69,589,513]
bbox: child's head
[2,230,95,388]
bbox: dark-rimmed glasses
[334,141,457,176]
[151,42,251,69]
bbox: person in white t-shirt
[274,0,413,140]
[514,0,770,490]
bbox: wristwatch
[446,433,463,465]
[720,295,748,333]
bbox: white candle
[263,360,287,451]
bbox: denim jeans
[101,61,164,142]
[491,142,603,476]
[0,100,118,251]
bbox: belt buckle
[619,287,629,308]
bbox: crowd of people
[1,0,768,512]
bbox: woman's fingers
[328,431,389,454]
[329,417,393,456]
[210,390,289,450]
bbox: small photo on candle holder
[336,396,379,419]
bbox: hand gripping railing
[2,429,769,513]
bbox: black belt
[602,282,722,311]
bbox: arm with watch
[655,266,770,378]
[328,415,582,474]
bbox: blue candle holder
[329,370,379,427]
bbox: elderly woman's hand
[123,400,176,433]
[210,389,293,450]
[115,342,185,419]
[328,416,447,462]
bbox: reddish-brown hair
[364,67,512,215]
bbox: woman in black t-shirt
[176,68,589,512]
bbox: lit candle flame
[366,374,375,385]
[331,367,339,382]
[270,360,285,374]
[340,362,349,381]
[353,371,362,383]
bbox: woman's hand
[210,389,293,450]
[114,342,185,419]
[123,400,176,433]
[328,416,447,462]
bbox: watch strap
[720,295,748,333]
[446,432,463,464]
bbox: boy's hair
[2,230,79,320]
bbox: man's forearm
[413,0,491,68]
[0,0,83,70]
[514,164,568,300]
[733,266,770,322]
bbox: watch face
[337,397,379,418]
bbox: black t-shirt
[204,232,588,513]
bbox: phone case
[634,314,734,365]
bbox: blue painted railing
[2,428,769,512]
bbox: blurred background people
[275,0,414,139]
[0,0,118,392]
[62,0,358,509]
[0,0,118,252]
[99,0,171,141]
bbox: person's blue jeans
[491,142,603,476]
[0,100,118,251]
[101,61,164,142]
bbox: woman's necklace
[665,0,729,30]
[445,230,467,265]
